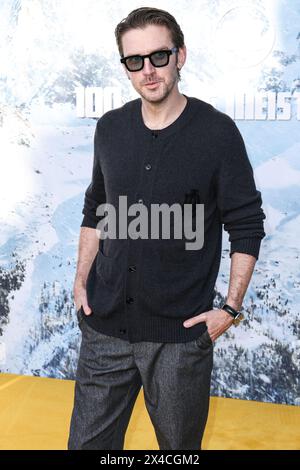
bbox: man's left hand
[183,308,234,342]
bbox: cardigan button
[126,297,134,304]
[128,265,136,272]
[145,163,152,170]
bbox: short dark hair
[115,7,185,80]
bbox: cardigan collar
[133,94,197,139]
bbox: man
[67,7,266,450]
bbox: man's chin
[139,88,168,103]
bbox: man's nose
[143,57,156,74]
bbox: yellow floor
[0,373,299,450]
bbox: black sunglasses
[120,47,178,72]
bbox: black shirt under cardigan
[79,94,266,343]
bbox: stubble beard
[136,69,179,105]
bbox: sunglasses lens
[126,56,143,71]
[124,50,170,71]
[151,51,168,66]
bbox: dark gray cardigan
[79,94,266,343]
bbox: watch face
[234,312,244,325]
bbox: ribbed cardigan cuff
[230,237,262,260]
[80,214,98,229]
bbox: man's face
[121,24,186,104]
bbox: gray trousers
[67,308,214,450]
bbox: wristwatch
[221,303,244,326]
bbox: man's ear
[178,44,187,68]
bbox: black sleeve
[80,119,107,229]
[216,118,266,260]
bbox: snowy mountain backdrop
[0,0,299,406]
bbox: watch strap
[221,303,240,318]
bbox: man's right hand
[74,280,93,316]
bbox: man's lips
[144,81,161,87]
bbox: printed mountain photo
[0,0,299,406]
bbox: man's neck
[141,92,187,130]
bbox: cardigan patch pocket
[141,244,207,320]
[85,248,124,319]
[96,248,121,288]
